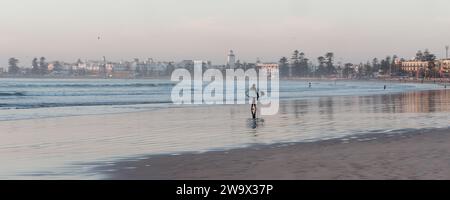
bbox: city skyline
[1,0,450,67]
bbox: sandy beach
[100,128,450,180]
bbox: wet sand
[100,128,450,180]
[0,89,448,179]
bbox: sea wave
[2,92,168,97]
[0,101,173,109]
[0,92,26,96]
[0,83,176,88]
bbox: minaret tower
[227,50,236,68]
[446,45,449,59]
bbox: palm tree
[39,57,47,74]
[364,61,372,77]
[299,52,305,61]
[317,56,326,76]
[291,50,299,64]
[8,57,20,74]
[372,58,379,72]
[32,58,39,74]
[325,52,335,75]
[279,57,289,77]
[391,55,398,75]
[415,50,423,61]
[53,61,63,72]
[298,52,309,76]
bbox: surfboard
[248,89,257,98]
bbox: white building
[227,50,236,68]
[149,62,170,73]
[257,63,279,77]
[176,60,194,69]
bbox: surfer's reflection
[245,84,265,130]
[247,118,264,129]
[250,119,257,129]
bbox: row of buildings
[0,50,255,78]
[2,50,449,78]
[227,49,450,79]
[327,58,450,79]
[1,58,177,78]
[396,59,450,78]
[60,58,176,78]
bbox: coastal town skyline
[2,48,449,80]
[2,46,450,67]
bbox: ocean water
[0,78,448,179]
[0,78,444,121]
[0,79,175,121]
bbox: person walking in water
[246,84,260,119]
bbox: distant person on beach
[309,82,312,88]
[384,85,386,90]
[246,84,260,119]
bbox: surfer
[246,84,260,119]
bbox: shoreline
[284,77,450,85]
[1,75,449,82]
[98,127,450,180]
[1,75,448,89]
[0,75,171,80]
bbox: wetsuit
[247,88,259,119]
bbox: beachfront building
[72,60,105,75]
[109,61,133,78]
[45,61,72,76]
[176,60,194,69]
[400,60,432,73]
[398,60,435,78]
[397,59,450,78]
[146,61,171,76]
[353,64,362,75]
[257,63,279,77]
[123,58,173,77]
[436,59,450,78]
[227,50,236,68]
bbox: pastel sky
[1,0,450,67]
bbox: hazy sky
[1,0,450,67]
